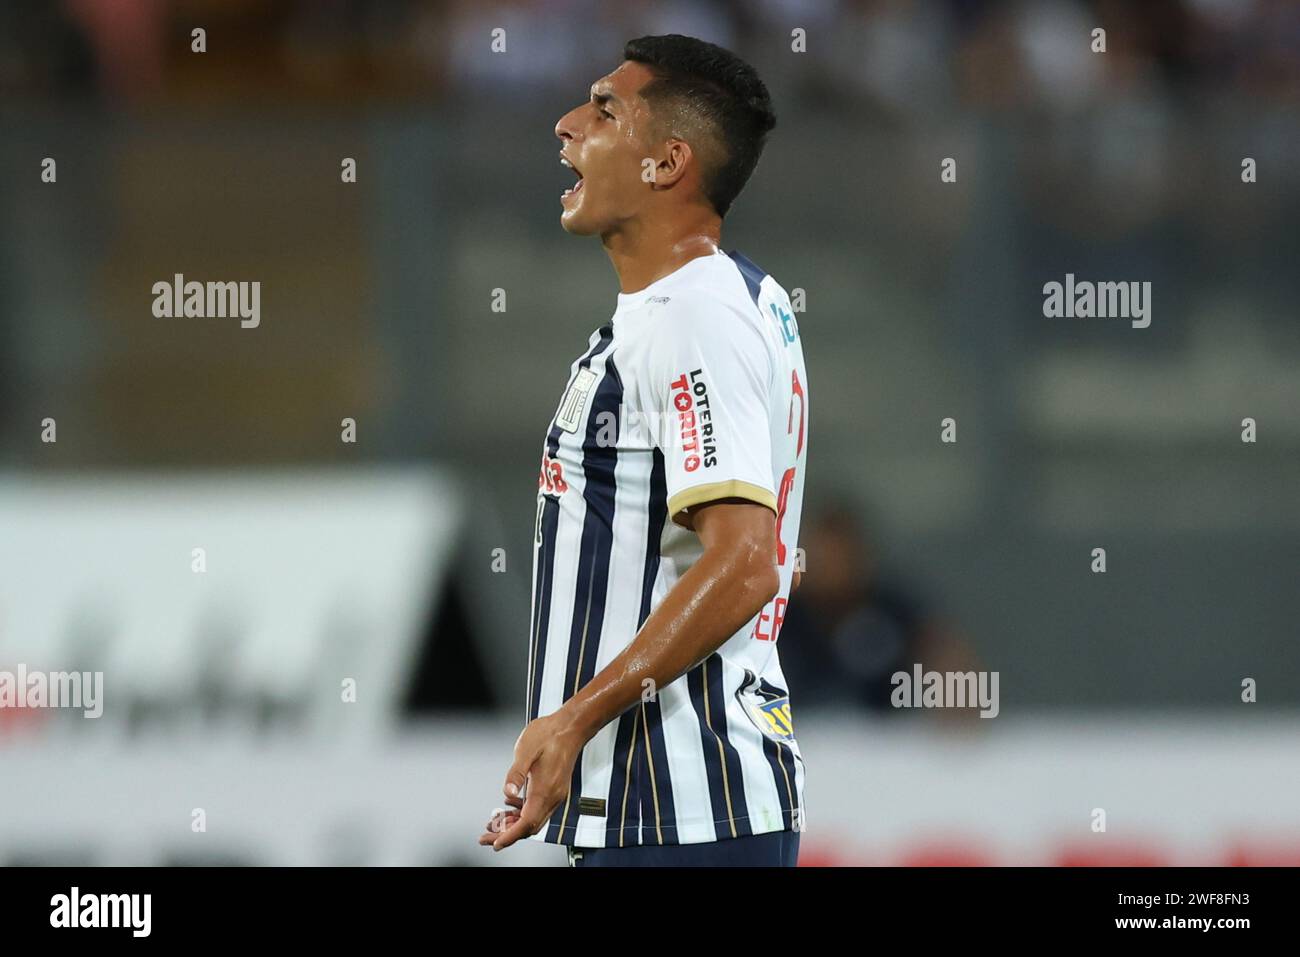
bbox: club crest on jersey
[556,367,598,434]
[736,673,796,743]
[740,692,795,742]
[669,370,717,472]
[752,696,795,740]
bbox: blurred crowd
[2,0,1297,112]
[780,499,980,719]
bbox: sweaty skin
[481,501,779,850]
[481,59,785,851]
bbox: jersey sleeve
[638,300,777,527]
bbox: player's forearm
[555,541,779,744]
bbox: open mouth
[560,153,584,201]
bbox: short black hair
[623,35,776,218]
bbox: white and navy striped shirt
[528,248,808,848]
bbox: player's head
[554,34,776,236]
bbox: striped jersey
[527,247,809,848]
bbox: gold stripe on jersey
[618,708,640,848]
[775,741,795,829]
[572,575,595,695]
[667,480,778,527]
[641,701,664,845]
[702,656,739,838]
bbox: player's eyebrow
[590,87,621,110]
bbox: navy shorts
[567,830,800,867]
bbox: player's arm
[485,498,777,850]
[571,498,777,734]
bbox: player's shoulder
[693,248,791,314]
[644,250,783,346]
[722,249,802,359]
[723,248,796,314]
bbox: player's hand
[482,712,584,851]
[477,806,521,846]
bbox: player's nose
[555,107,581,143]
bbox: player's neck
[601,213,722,295]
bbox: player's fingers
[479,827,518,845]
[486,807,520,833]
[492,811,542,850]
[493,790,551,850]
[479,806,521,846]
[502,763,530,805]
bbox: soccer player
[479,34,809,866]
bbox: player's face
[554,61,658,236]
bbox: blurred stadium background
[1,0,1298,865]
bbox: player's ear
[652,139,692,190]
